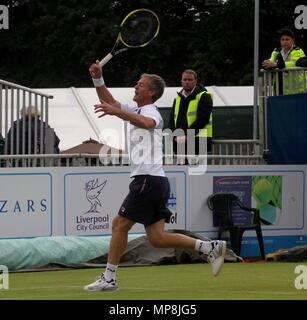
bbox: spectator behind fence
[6,106,60,155]
[167,69,213,156]
[262,27,307,94]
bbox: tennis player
[84,61,226,291]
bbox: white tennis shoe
[207,240,227,276]
[84,274,118,291]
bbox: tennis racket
[99,8,160,67]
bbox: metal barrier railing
[0,79,54,156]
[260,67,307,97]
[210,139,262,165]
[211,139,260,155]
[0,139,264,167]
[0,153,264,167]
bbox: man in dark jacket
[168,69,213,157]
[6,106,60,155]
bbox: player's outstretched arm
[94,99,155,130]
[89,60,120,108]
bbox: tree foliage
[0,0,306,88]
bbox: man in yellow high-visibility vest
[262,27,307,94]
[168,69,213,156]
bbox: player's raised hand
[89,60,102,79]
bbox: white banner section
[63,170,186,236]
[0,165,306,252]
[0,172,52,238]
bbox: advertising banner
[0,165,305,256]
[0,172,52,238]
[213,176,252,226]
[63,170,187,236]
[164,172,187,230]
[211,171,304,231]
[64,171,130,236]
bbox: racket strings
[120,11,159,47]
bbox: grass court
[0,262,306,300]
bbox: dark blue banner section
[267,93,307,164]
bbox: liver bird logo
[84,179,107,213]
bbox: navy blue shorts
[118,175,172,227]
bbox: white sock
[104,263,118,281]
[195,239,215,254]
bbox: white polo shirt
[121,103,165,178]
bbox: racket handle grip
[99,53,113,67]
